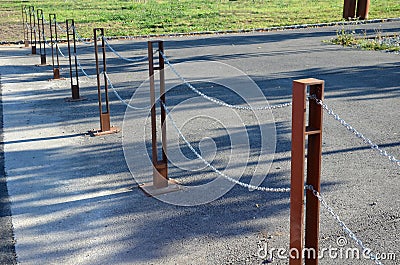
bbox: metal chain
[162,101,290,192]
[310,95,400,167]
[305,185,383,265]
[75,55,97,79]
[71,25,94,45]
[56,22,67,33]
[160,51,292,111]
[103,37,148,63]
[104,72,150,110]
[56,44,67,58]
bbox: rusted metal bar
[139,41,179,196]
[49,14,60,79]
[343,0,357,19]
[290,78,324,265]
[37,9,46,65]
[90,28,119,136]
[66,19,80,100]
[22,6,29,47]
[29,6,36,54]
[356,0,370,20]
[148,40,168,188]
[305,81,324,265]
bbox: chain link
[160,51,292,111]
[75,55,97,79]
[305,185,383,265]
[56,44,67,58]
[104,72,150,110]
[162,101,290,192]
[71,25,94,45]
[56,22,67,33]
[103,37,148,63]
[310,95,400,167]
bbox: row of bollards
[21,6,116,135]
[21,6,325,264]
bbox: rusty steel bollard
[343,0,356,19]
[37,9,46,65]
[29,6,37,54]
[21,6,29,47]
[290,78,324,265]
[89,28,120,136]
[49,14,60,80]
[65,19,82,101]
[139,40,180,196]
[356,0,370,20]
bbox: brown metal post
[343,0,356,19]
[356,0,370,20]
[66,19,80,100]
[90,28,119,137]
[29,6,36,54]
[305,81,324,265]
[37,9,46,65]
[290,78,324,265]
[49,14,60,79]
[148,40,168,189]
[22,6,29,47]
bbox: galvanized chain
[71,25,94,45]
[103,37,148,63]
[305,185,383,265]
[75,55,97,79]
[56,44,67,58]
[310,95,400,167]
[56,22,67,33]
[104,72,150,110]
[160,51,293,111]
[162,101,290,192]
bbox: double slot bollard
[290,78,324,265]
[65,19,82,101]
[21,6,29,47]
[139,40,180,196]
[343,0,370,20]
[89,28,119,136]
[49,14,60,80]
[36,9,46,65]
[29,6,37,54]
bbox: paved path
[0,21,399,264]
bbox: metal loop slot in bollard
[65,19,83,101]
[290,78,324,265]
[138,40,180,197]
[89,28,120,136]
[49,14,60,79]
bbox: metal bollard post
[356,0,370,20]
[66,19,81,101]
[22,6,29,47]
[89,28,120,136]
[49,14,60,79]
[343,0,357,19]
[139,40,179,196]
[29,6,37,54]
[37,9,46,65]
[290,78,324,265]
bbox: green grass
[1,0,400,41]
[330,28,400,52]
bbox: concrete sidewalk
[0,21,399,265]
